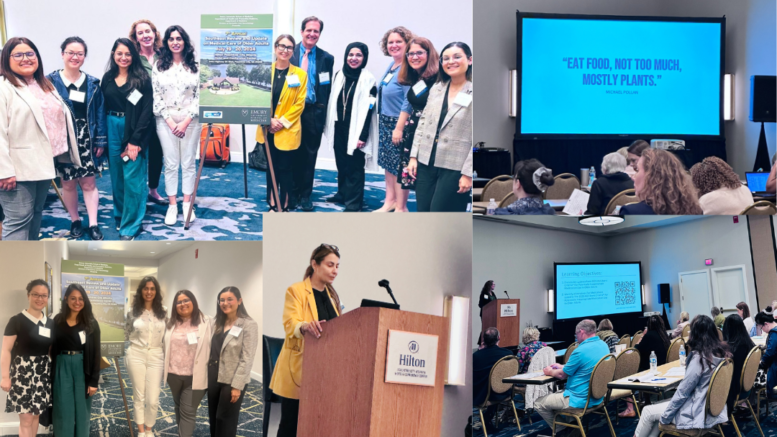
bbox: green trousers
[54,354,93,437]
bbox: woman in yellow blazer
[256,34,307,212]
[271,244,342,437]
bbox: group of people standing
[1,279,258,437]
[259,16,473,212]
[0,18,202,241]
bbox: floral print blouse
[27,80,68,157]
[517,340,547,374]
[168,319,199,376]
[152,62,199,121]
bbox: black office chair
[263,335,285,437]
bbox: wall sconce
[547,289,554,313]
[724,74,734,121]
[509,69,518,118]
[443,296,469,386]
[641,284,645,306]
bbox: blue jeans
[107,115,147,237]
[0,179,49,240]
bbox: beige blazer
[411,80,473,177]
[0,77,80,181]
[163,314,213,391]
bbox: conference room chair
[604,188,638,215]
[551,354,617,437]
[666,337,686,363]
[657,358,734,437]
[754,372,772,419]
[498,192,516,208]
[740,201,777,215]
[682,324,691,338]
[481,175,513,205]
[477,355,522,436]
[729,347,764,437]
[617,334,631,348]
[544,173,580,200]
[563,342,579,364]
[262,335,285,437]
[606,347,641,424]
[632,330,644,346]
[513,346,556,425]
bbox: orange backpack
[199,124,231,168]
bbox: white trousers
[634,400,671,437]
[156,116,201,197]
[125,346,165,427]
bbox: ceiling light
[150,252,155,254]
[578,216,625,227]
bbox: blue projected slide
[521,18,722,135]
[556,263,642,320]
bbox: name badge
[187,332,198,345]
[453,92,472,107]
[286,74,301,88]
[412,80,428,97]
[79,331,86,345]
[69,89,86,103]
[382,72,394,85]
[229,326,243,337]
[127,89,143,106]
[319,72,330,85]
[39,327,51,338]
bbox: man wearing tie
[290,16,335,211]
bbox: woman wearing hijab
[322,43,378,212]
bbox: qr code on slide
[614,281,636,305]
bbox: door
[678,269,712,319]
[711,265,750,318]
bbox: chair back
[682,324,691,338]
[739,346,763,396]
[486,356,520,402]
[525,346,557,409]
[545,173,580,200]
[740,201,777,215]
[563,342,578,364]
[604,189,638,215]
[667,337,685,363]
[632,330,644,346]
[498,192,517,208]
[482,176,514,205]
[617,334,631,347]
[263,335,284,402]
[613,348,640,381]
[584,354,617,411]
[705,358,734,417]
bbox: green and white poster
[199,14,273,125]
[61,260,127,356]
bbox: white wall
[263,213,472,437]
[42,241,70,314]
[4,0,275,161]
[157,242,263,379]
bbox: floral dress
[398,76,436,189]
[4,311,55,415]
[517,340,548,374]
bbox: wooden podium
[481,299,521,347]
[298,307,449,437]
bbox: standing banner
[61,260,127,356]
[199,14,274,125]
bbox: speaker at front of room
[658,283,670,306]
[750,75,776,123]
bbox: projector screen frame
[516,11,726,140]
[553,261,644,321]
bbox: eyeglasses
[276,44,294,52]
[64,51,85,58]
[406,51,427,59]
[176,298,192,306]
[11,52,36,61]
[30,293,49,300]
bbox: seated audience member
[754,308,777,399]
[473,327,514,433]
[494,159,555,216]
[722,314,756,415]
[585,153,634,215]
[626,139,650,173]
[621,315,671,417]
[670,311,691,339]
[621,149,703,215]
[595,318,619,353]
[617,146,637,178]
[633,315,731,437]
[711,306,725,329]
[735,302,755,336]
[517,327,548,374]
[535,320,609,428]
[690,157,753,215]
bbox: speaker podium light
[443,295,469,386]
[724,74,733,121]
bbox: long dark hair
[722,314,755,353]
[104,38,149,91]
[687,315,730,372]
[438,41,472,83]
[132,276,166,319]
[214,286,251,334]
[0,37,54,92]
[55,284,95,333]
[157,25,198,73]
[647,315,671,350]
[304,244,342,313]
[480,280,494,297]
[167,290,202,329]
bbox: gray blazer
[659,353,727,429]
[411,80,473,177]
[217,316,259,391]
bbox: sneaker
[164,204,178,226]
[87,226,104,241]
[183,202,196,222]
[70,220,84,238]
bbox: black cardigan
[634,330,669,372]
[52,319,102,388]
[100,73,154,153]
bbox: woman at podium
[271,244,343,437]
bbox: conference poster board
[199,14,273,126]
[61,260,127,357]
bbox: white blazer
[0,76,80,181]
[163,314,213,391]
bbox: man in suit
[289,16,335,211]
[473,327,514,434]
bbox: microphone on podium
[378,279,400,307]
[504,291,511,299]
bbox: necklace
[341,81,355,120]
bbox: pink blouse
[168,319,199,376]
[26,80,68,157]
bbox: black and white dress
[55,71,102,181]
[4,311,55,415]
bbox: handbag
[248,142,268,172]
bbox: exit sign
[705,259,713,266]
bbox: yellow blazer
[269,277,341,400]
[255,63,307,151]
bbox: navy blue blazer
[473,345,514,406]
[620,201,655,215]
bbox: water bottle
[589,166,596,186]
[649,351,657,373]
[678,345,686,367]
[487,198,497,216]
[473,170,478,178]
